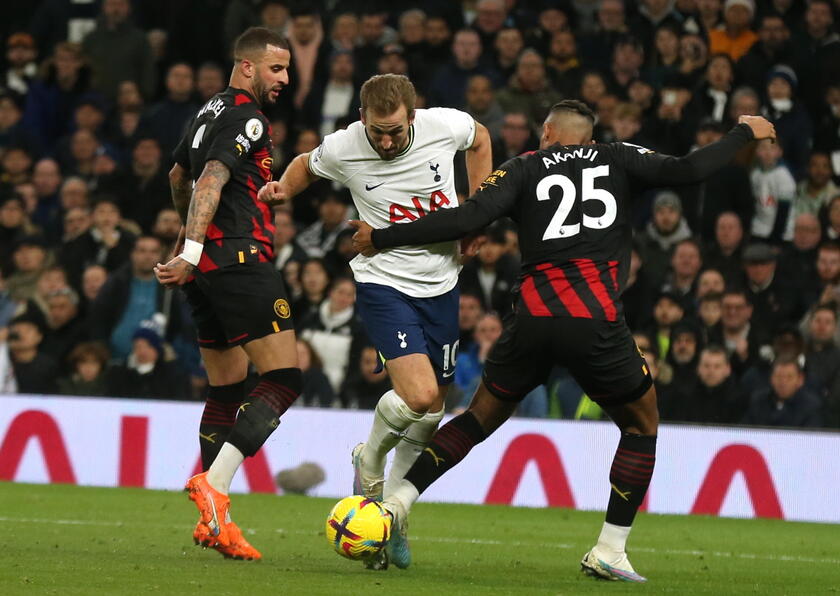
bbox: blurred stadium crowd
[0,0,839,429]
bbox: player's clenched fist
[738,115,776,142]
[257,181,286,205]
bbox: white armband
[180,239,203,266]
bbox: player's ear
[240,58,254,78]
[407,109,416,125]
[359,108,366,124]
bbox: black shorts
[483,314,652,407]
[182,262,294,350]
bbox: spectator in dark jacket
[342,344,392,410]
[428,29,500,109]
[40,286,88,371]
[762,65,813,181]
[57,341,111,396]
[736,14,794,95]
[81,0,156,101]
[60,198,137,289]
[635,190,693,290]
[743,355,823,427]
[295,338,336,408]
[8,313,59,394]
[107,324,189,400]
[458,226,518,317]
[140,62,198,155]
[89,235,181,360]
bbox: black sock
[404,411,486,494]
[227,368,302,457]
[605,433,657,527]
[199,380,246,471]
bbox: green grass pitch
[3,482,839,595]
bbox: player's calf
[199,380,246,471]
[226,367,302,457]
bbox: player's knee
[401,385,439,413]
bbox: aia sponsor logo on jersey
[389,190,451,223]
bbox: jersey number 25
[537,165,616,240]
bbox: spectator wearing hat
[762,64,813,180]
[750,139,796,243]
[107,322,190,400]
[4,32,38,96]
[635,190,693,290]
[8,314,59,394]
[742,242,801,338]
[792,0,840,116]
[57,341,111,396]
[743,355,823,427]
[296,193,352,260]
[735,14,794,96]
[82,0,155,101]
[709,0,758,62]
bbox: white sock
[387,478,420,519]
[362,390,425,479]
[206,442,244,495]
[596,521,632,555]
[384,407,444,499]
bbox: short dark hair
[548,99,596,125]
[772,353,803,374]
[233,27,289,61]
[701,344,728,359]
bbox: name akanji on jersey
[173,87,276,273]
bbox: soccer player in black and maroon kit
[350,100,776,582]
[155,27,300,561]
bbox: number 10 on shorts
[442,340,459,372]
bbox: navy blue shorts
[355,282,460,385]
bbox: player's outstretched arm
[626,117,775,186]
[257,153,319,205]
[156,160,230,287]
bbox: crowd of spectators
[0,0,839,430]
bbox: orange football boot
[193,518,262,560]
[185,472,232,548]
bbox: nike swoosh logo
[365,182,385,191]
[442,370,456,378]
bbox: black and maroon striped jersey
[372,123,755,320]
[173,87,275,273]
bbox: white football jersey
[308,108,476,298]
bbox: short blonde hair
[360,74,416,117]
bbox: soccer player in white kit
[258,74,492,568]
